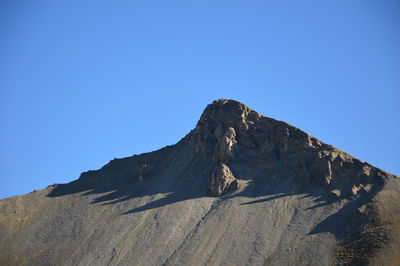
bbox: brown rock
[351,184,363,196]
[208,163,239,196]
[215,127,237,163]
[330,189,341,198]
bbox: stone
[215,127,237,163]
[351,185,362,196]
[208,163,239,196]
[330,189,341,198]
[324,160,332,186]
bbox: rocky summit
[1,99,399,266]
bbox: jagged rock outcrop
[190,99,387,200]
[215,127,237,163]
[207,163,239,196]
[0,99,399,266]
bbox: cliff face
[1,99,399,266]
[190,100,387,199]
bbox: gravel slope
[1,99,398,266]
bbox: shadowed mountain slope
[1,99,399,266]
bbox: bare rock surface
[1,99,399,266]
[208,163,238,196]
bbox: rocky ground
[1,99,399,266]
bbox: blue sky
[1,0,399,199]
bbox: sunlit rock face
[1,99,399,266]
[190,99,385,200]
[207,163,238,196]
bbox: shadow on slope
[47,140,385,247]
[48,143,211,214]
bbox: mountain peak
[203,98,253,115]
[187,99,391,197]
[1,99,399,266]
[197,99,258,128]
[189,98,310,159]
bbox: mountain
[1,99,399,266]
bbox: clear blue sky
[1,0,399,199]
